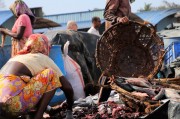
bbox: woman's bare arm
[0,26,25,40]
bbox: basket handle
[109,20,156,34]
[98,71,112,88]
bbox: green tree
[155,0,180,10]
[138,1,180,12]
[138,3,152,12]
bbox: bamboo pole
[153,78,180,90]
[154,78,180,83]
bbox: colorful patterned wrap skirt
[11,38,27,57]
[0,68,61,116]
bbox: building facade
[44,8,180,33]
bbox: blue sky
[0,0,180,15]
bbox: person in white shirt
[88,17,101,36]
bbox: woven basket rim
[96,21,165,79]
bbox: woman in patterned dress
[0,34,74,119]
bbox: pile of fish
[114,77,180,101]
[111,77,180,116]
[45,102,141,119]
[71,93,141,119]
[42,78,180,119]
[73,101,140,119]
[42,91,141,119]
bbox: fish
[115,77,126,83]
[131,92,149,100]
[115,78,134,92]
[132,86,156,97]
[126,78,152,88]
[152,88,165,101]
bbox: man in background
[88,17,101,36]
[67,21,78,31]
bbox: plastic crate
[164,42,180,66]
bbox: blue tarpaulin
[0,10,13,25]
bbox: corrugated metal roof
[1,8,180,27]
[42,9,105,31]
[44,9,104,24]
[44,8,180,27]
[34,19,105,33]
[0,10,13,25]
[137,9,180,25]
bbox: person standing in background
[88,17,101,36]
[67,21,78,31]
[0,0,35,57]
[104,0,148,30]
[66,20,95,87]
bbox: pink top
[12,14,33,38]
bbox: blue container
[163,37,180,49]
[164,42,180,66]
[49,45,66,75]
[49,45,66,106]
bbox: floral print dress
[0,68,61,116]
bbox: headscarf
[9,0,35,23]
[17,34,50,55]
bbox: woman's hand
[0,43,4,48]
[0,28,8,35]
[0,27,25,40]
[144,21,150,25]
[0,28,5,34]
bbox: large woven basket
[96,21,164,79]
